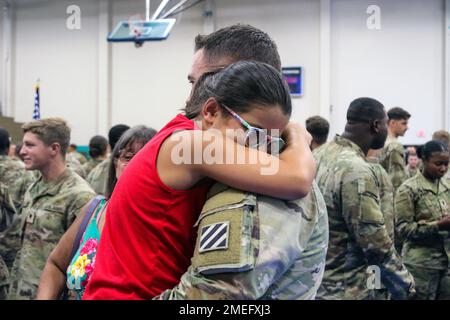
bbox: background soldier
[306,116,330,151]
[0,128,34,212]
[4,118,95,300]
[314,97,415,300]
[379,107,411,190]
[82,135,108,177]
[86,124,129,195]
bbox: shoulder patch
[199,221,229,253]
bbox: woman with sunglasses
[36,126,157,299]
[83,61,316,300]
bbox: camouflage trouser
[407,265,450,300]
[0,257,9,300]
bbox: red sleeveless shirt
[83,114,212,299]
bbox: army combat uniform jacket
[86,158,110,196]
[395,172,450,271]
[0,182,16,299]
[314,136,414,300]
[6,168,95,299]
[380,136,408,190]
[155,181,329,300]
[82,158,104,177]
[0,156,35,212]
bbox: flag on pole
[33,79,40,120]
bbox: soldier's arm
[36,201,90,299]
[395,184,440,240]
[387,147,408,189]
[341,172,415,299]
[66,191,96,229]
[0,183,17,232]
[154,265,269,300]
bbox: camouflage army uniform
[314,135,415,300]
[6,168,95,300]
[70,151,87,165]
[367,157,396,299]
[380,135,408,190]
[0,156,35,212]
[367,157,395,242]
[86,158,110,195]
[406,165,419,179]
[66,154,86,178]
[395,172,450,299]
[0,182,16,299]
[82,158,104,177]
[155,181,328,300]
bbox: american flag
[33,80,40,120]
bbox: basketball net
[128,14,144,37]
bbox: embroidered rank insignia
[199,221,229,253]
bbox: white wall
[5,0,449,146]
[110,0,204,132]
[110,0,321,134]
[215,0,321,126]
[13,0,100,144]
[330,0,445,145]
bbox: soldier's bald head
[346,97,386,124]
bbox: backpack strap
[70,195,105,260]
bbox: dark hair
[306,116,329,145]
[88,135,108,159]
[346,97,385,123]
[70,143,77,149]
[106,125,157,199]
[184,61,291,120]
[388,107,411,121]
[422,140,449,161]
[0,128,10,156]
[108,124,130,150]
[195,24,281,71]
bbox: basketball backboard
[107,18,176,43]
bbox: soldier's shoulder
[63,169,95,193]
[386,140,405,153]
[0,157,24,170]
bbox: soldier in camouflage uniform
[155,181,328,300]
[86,125,129,195]
[67,144,87,165]
[379,107,411,190]
[1,118,95,300]
[82,135,108,177]
[0,128,35,211]
[0,182,16,299]
[406,153,420,179]
[86,159,109,195]
[395,140,450,299]
[314,98,415,300]
[66,153,86,178]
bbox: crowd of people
[0,23,449,300]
